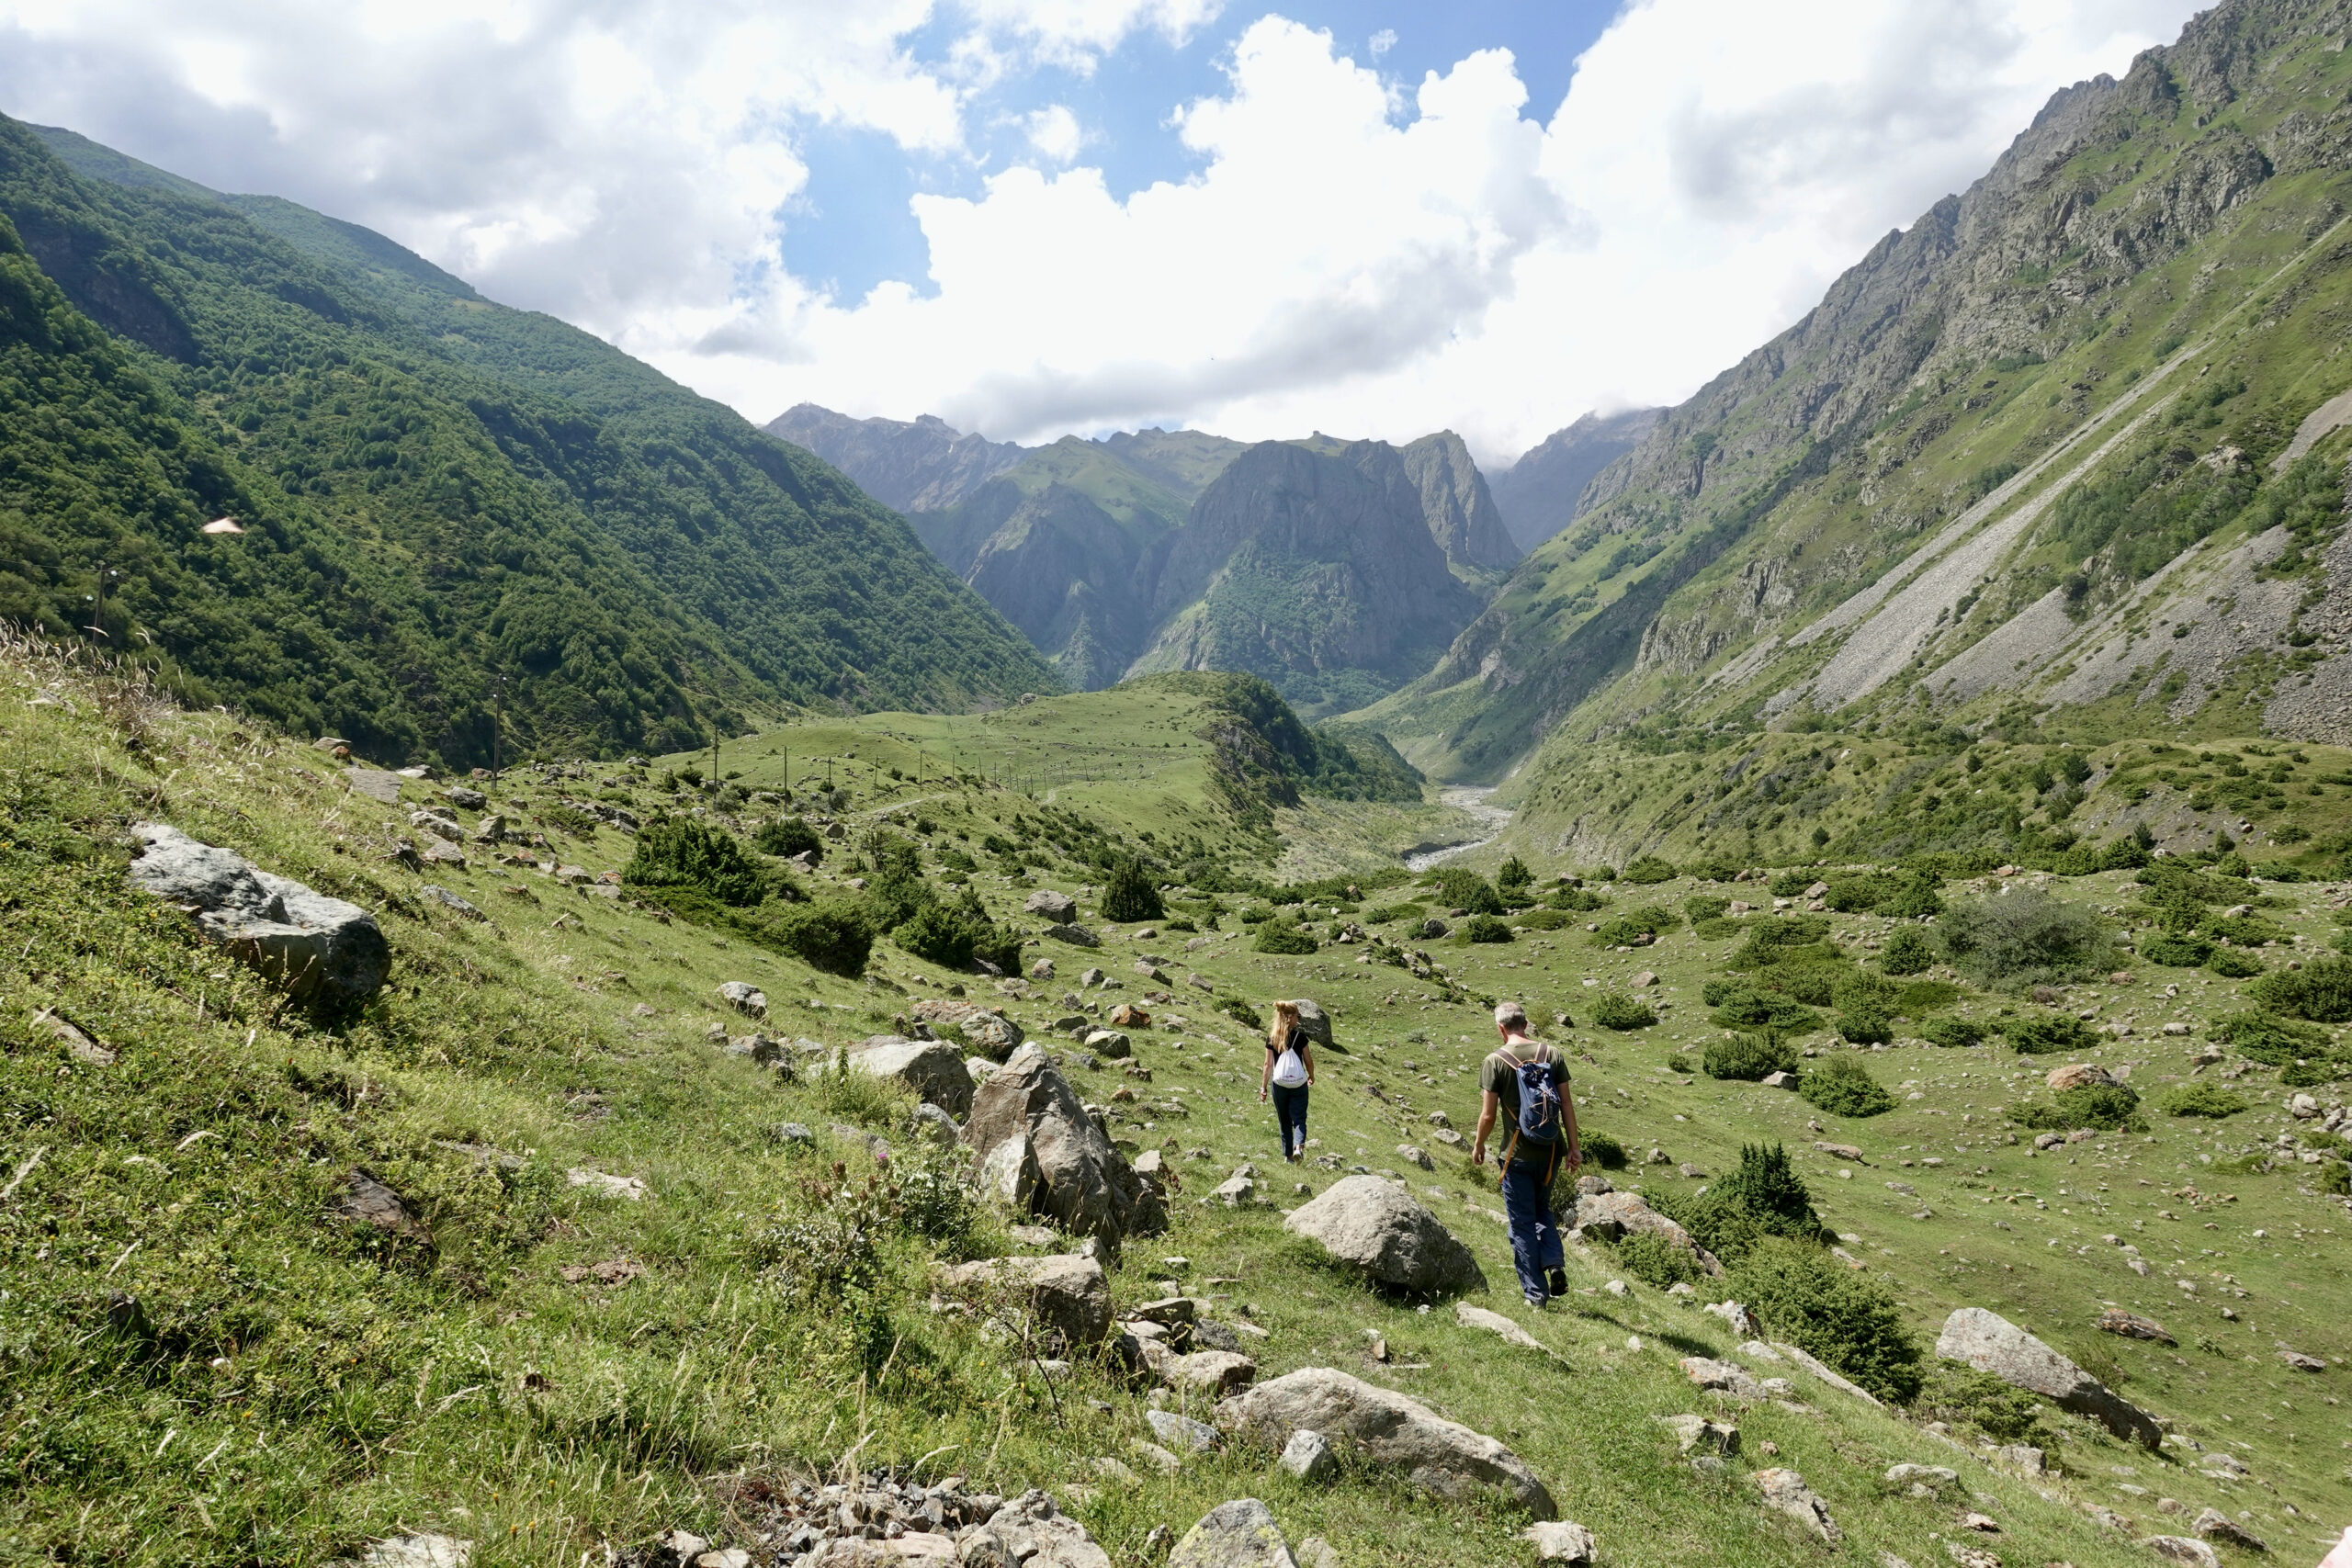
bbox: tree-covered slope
[0,118,1056,768]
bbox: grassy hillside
[7,626,2347,1565]
[0,117,1056,768]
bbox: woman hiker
[1471,999,1580,1307]
[1258,999,1316,1162]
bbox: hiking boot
[1524,1291,1547,1310]
[1547,1269,1568,1296]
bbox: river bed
[1402,786,1512,871]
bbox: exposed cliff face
[1399,431,1521,572]
[1487,408,1662,551]
[960,484,1156,692]
[763,404,1027,513]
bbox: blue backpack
[1495,1043,1563,1150]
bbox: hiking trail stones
[1167,1499,1295,1568]
[128,823,390,1005]
[1218,1367,1554,1513]
[1752,1468,1839,1542]
[1283,1176,1485,1294]
[1936,1307,2163,1449]
[846,1036,974,1118]
[963,1044,1166,1245]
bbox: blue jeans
[1271,1083,1308,1157]
[1500,1147,1565,1303]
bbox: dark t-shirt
[1480,1038,1566,1152]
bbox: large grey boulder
[959,1490,1110,1568]
[846,1036,973,1119]
[1288,998,1334,1048]
[1023,889,1079,921]
[1565,1190,1724,1275]
[1219,1368,1553,1514]
[1936,1307,2162,1449]
[1283,1176,1485,1294]
[128,824,390,1006]
[1752,1468,1838,1542]
[911,998,1025,1060]
[962,1044,1165,1245]
[1168,1500,1295,1568]
[938,1253,1112,1350]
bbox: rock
[418,885,485,921]
[410,810,465,842]
[717,982,767,1019]
[1990,1444,2045,1475]
[2047,1063,2119,1091]
[911,998,1026,1060]
[1219,1367,1552,1514]
[1293,1539,1338,1568]
[1814,1141,1865,1161]
[959,1490,1111,1568]
[34,1008,113,1066]
[2147,1539,2222,1568]
[1680,1357,1768,1400]
[1282,1176,1485,1294]
[1943,1545,1999,1568]
[2191,1509,2265,1551]
[845,1036,975,1118]
[1936,1307,2162,1449]
[1168,1499,1295,1568]
[1658,1415,1740,1456]
[1216,1176,1257,1206]
[1279,1429,1336,1483]
[1289,999,1334,1047]
[938,1254,1112,1349]
[1884,1463,1957,1492]
[1702,1301,1755,1337]
[127,824,391,1006]
[566,1168,648,1201]
[1631,970,1658,987]
[1030,959,1056,981]
[337,1169,428,1241]
[419,840,467,867]
[348,1535,474,1567]
[772,1122,815,1147]
[441,785,487,810]
[910,1102,961,1145]
[1025,890,1080,921]
[1430,1129,1464,1147]
[1770,1340,1883,1406]
[2278,1348,2325,1372]
[1083,1029,1132,1059]
[978,1134,1039,1207]
[470,814,506,844]
[1520,1521,1598,1564]
[1455,1302,1545,1351]
[1759,1070,1797,1089]
[1138,1340,1258,1396]
[1045,922,1101,947]
[1108,1003,1150,1028]
[962,1044,1164,1245]
[1752,1468,1838,1542]
[2098,1308,2176,1345]
[1146,1408,1222,1453]
[2199,1451,2249,1478]
[1566,1190,1724,1275]
[1396,1145,1434,1171]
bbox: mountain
[0,119,1057,767]
[763,402,1027,512]
[1360,0,2352,824]
[1399,430,1521,578]
[1487,407,1663,551]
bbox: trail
[1403,786,1511,870]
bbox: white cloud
[1023,103,1087,163]
[1368,28,1396,58]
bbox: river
[1403,785,1512,871]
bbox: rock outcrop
[1565,1188,1724,1275]
[1283,1176,1485,1294]
[962,1044,1164,1245]
[1166,1499,1295,1568]
[1936,1307,2163,1448]
[846,1037,974,1119]
[937,1253,1112,1351]
[1219,1367,1554,1514]
[127,824,390,1006]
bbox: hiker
[1471,1000,1579,1307]
[1258,999,1316,1162]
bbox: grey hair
[1493,999,1530,1032]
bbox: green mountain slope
[0,118,1056,768]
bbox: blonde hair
[1269,999,1300,1051]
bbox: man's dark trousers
[1500,1143,1565,1303]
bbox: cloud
[1022,103,1087,163]
[1369,28,1396,58]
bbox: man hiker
[1471,999,1580,1307]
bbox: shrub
[894,889,1022,974]
[1254,919,1318,955]
[1622,855,1679,884]
[2017,1083,2142,1132]
[2138,932,2211,966]
[1592,907,1676,947]
[1800,1056,1895,1117]
[1432,866,1505,914]
[1685,895,1732,922]
[1769,871,1814,897]
[2211,1010,2332,1064]
[1895,979,1962,1012]
[2251,955,2352,1021]
[764,898,875,976]
[1879,928,1935,976]
[624,818,768,906]
[1730,1238,1924,1402]
[2206,948,2265,979]
[2155,1083,2248,1118]
[755,816,825,863]
[1999,1012,2098,1055]
[1611,1232,1702,1289]
[1218,997,1264,1031]
[1549,887,1610,912]
[1496,855,1533,897]
[1917,1364,2046,1441]
[1703,1032,1798,1080]
[1707,984,1821,1033]
[1363,902,1423,925]
[1713,1144,1823,1238]
[1645,1187,1764,1268]
[2282,1056,2350,1087]
[1591,993,1658,1030]
[1921,1015,1984,1048]
[1516,908,1576,931]
[1691,916,1743,940]
[1460,914,1516,943]
[1101,858,1165,922]
[1938,890,2115,984]
[1834,1001,1895,1045]
[1578,1131,1627,1170]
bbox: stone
[1279,1429,1336,1483]
[1991,1444,2045,1474]
[566,1168,648,1201]
[1566,1190,1723,1274]
[1770,1340,1883,1406]
[1146,1408,1222,1453]
[938,1253,1112,1349]
[1702,1301,1755,1336]
[1884,1463,1957,1492]
[1215,1176,1257,1206]
[1282,1176,1485,1294]
[962,1044,1165,1245]
[410,810,466,842]
[349,1535,473,1567]
[34,1008,113,1066]
[2098,1308,2176,1345]
[1680,1357,1768,1400]
[127,824,391,1006]
[344,768,404,805]
[957,1490,1111,1568]
[1942,1545,1999,1568]
[1519,1521,1597,1565]
[1083,1029,1132,1059]
[846,1036,975,1118]
[911,998,1026,1060]
[2191,1509,2265,1551]
[1218,1367,1553,1514]
[419,840,467,867]
[2047,1063,2120,1091]
[1289,999,1335,1047]
[2278,1348,2325,1372]
[1396,1144,1434,1171]
[717,982,767,1019]
[337,1169,428,1241]
[772,1122,815,1147]
[1137,1338,1257,1396]
[442,785,488,810]
[1752,1468,1838,1542]
[1658,1415,1740,1456]
[1045,923,1101,947]
[2146,1539,2222,1568]
[1936,1307,2162,1449]
[1168,1499,1295,1568]
[1030,958,1056,980]
[1455,1302,1545,1351]
[1025,889,1080,921]
[1759,1070,1797,1089]
[1293,1539,1339,1568]
[1109,1003,1151,1028]
[418,885,485,921]
[910,1102,960,1145]
[1814,1141,1865,1161]
[978,1134,1039,1207]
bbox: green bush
[1713,1144,1823,1238]
[2155,1083,2248,1118]
[1578,1131,1628,1170]
[1800,1056,1895,1117]
[2281,1057,2349,1088]
[1690,916,1743,940]
[623,818,768,906]
[1938,890,2115,984]
[1999,1012,2098,1055]
[1253,919,1318,955]
[1591,907,1676,947]
[1591,993,1658,1030]
[1895,979,1962,1012]
[1703,1032,1798,1080]
[1461,914,1517,943]
[1730,1238,1923,1402]
[1516,908,1576,931]
[1622,855,1678,884]
[2016,1082,2143,1132]
[1496,855,1533,895]
[894,888,1022,974]
[1917,1364,2046,1441]
[2250,955,2352,1021]
[1706,983,1822,1033]
[1549,886,1610,912]
[2320,1160,2352,1196]
[1101,858,1165,923]
[1218,997,1264,1031]
[1432,866,1505,914]
[763,898,875,976]
[1684,895,1732,922]
[754,816,825,863]
[1921,1015,1985,1048]
[2210,1010,2330,1064]
[1611,1231,1703,1288]
[1834,1001,1895,1045]
[1363,902,1423,924]
[2206,948,2265,979]
[1879,928,1935,976]
[1826,870,1942,917]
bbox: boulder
[1278,1430,1335,1483]
[1752,1468,1838,1542]
[419,885,485,921]
[1455,1303,1545,1351]
[1519,1522,1597,1565]
[1044,923,1101,948]
[1109,1003,1150,1029]
[1024,890,1080,921]
[2278,1348,2326,1372]
[1146,1409,1222,1453]
[2047,1063,2119,1091]
[1135,1337,1258,1397]
[2146,1539,2222,1568]
[1566,1190,1724,1275]
[1702,1301,1755,1337]
[1168,1500,1295,1568]
[1657,1415,1740,1456]
[1282,1176,1485,1294]
[1219,1368,1553,1514]
[962,1044,1165,1245]
[442,785,488,810]
[846,1037,974,1119]
[717,982,767,1019]
[958,1491,1110,1568]
[978,1134,1037,1207]
[342,1535,474,1567]
[1289,999,1334,1048]
[912,998,1025,1061]
[1770,1340,1883,1406]
[1680,1357,1768,1400]
[410,810,466,842]
[2191,1508,2265,1551]
[1083,1030,1132,1059]
[1936,1307,2162,1449]
[2097,1308,2175,1346]
[1884,1463,1958,1493]
[344,768,404,806]
[938,1254,1112,1349]
[127,824,390,1007]
[338,1169,428,1241]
